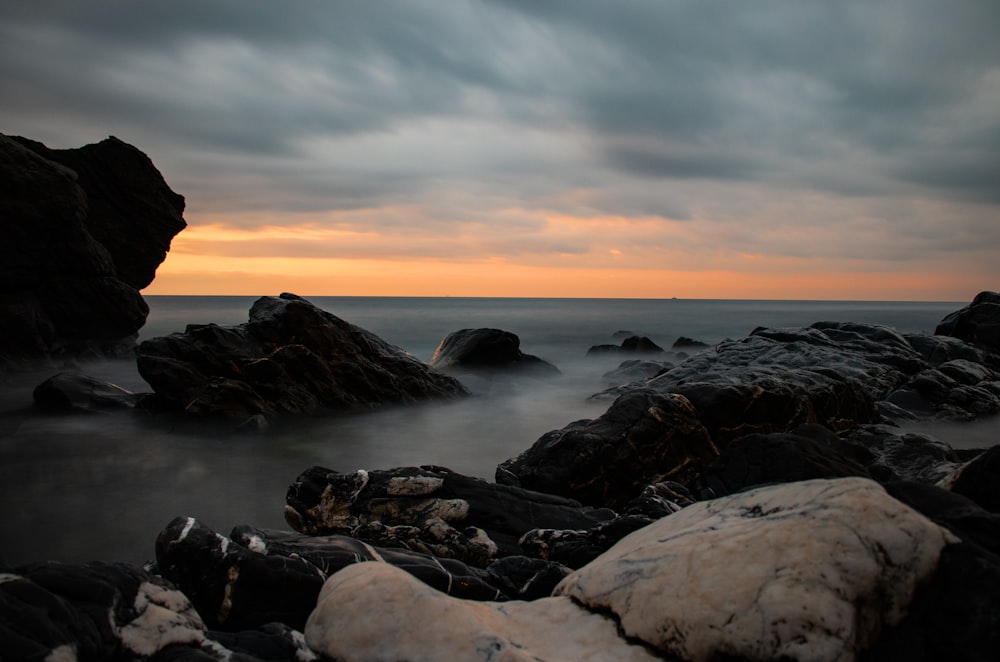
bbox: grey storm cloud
[1,0,998,256]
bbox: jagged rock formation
[137,293,469,421]
[0,134,185,368]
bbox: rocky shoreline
[4,136,1000,660]
[1,290,999,661]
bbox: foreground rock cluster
[4,291,1000,660]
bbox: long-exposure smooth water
[2,296,993,567]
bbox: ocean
[1,296,994,567]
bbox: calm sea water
[1,296,992,567]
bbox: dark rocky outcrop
[601,358,673,387]
[137,293,468,421]
[284,465,615,566]
[935,291,1000,356]
[0,135,185,369]
[699,425,873,497]
[430,328,559,375]
[32,372,143,412]
[949,445,1000,513]
[672,336,709,350]
[497,389,720,509]
[596,321,1000,446]
[587,334,664,356]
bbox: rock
[497,389,719,509]
[949,446,1000,513]
[0,561,212,660]
[600,359,672,387]
[12,135,187,290]
[0,135,185,368]
[672,336,709,350]
[284,465,615,566]
[430,328,559,375]
[699,425,872,497]
[595,321,1000,444]
[137,293,468,421]
[154,517,512,633]
[304,562,661,662]
[935,291,1000,355]
[554,477,957,661]
[835,424,967,485]
[32,371,143,412]
[620,335,664,353]
[586,335,664,356]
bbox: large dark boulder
[430,327,559,375]
[497,389,719,509]
[936,291,1000,356]
[284,465,615,566]
[137,293,468,420]
[0,134,185,368]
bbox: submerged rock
[586,334,664,356]
[137,293,468,421]
[430,327,559,376]
[284,465,615,566]
[32,372,143,412]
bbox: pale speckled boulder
[304,562,659,662]
[555,477,957,662]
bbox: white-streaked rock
[304,562,659,662]
[555,477,957,662]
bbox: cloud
[1,0,998,298]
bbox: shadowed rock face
[137,293,469,420]
[936,291,1000,356]
[497,389,719,509]
[12,135,187,290]
[0,134,185,367]
[430,328,559,375]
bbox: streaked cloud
[1,0,997,299]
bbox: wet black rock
[284,465,615,566]
[137,293,468,421]
[32,372,143,412]
[430,328,559,375]
[601,358,673,387]
[935,291,1000,355]
[672,336,709,350]
[497,389,719,509]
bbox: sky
[1,1,998,301]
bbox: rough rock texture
[601,359,673,387]
[935,291,1000,355]
[699,425,872,497]
[154,516,527,633]
[596,321,1000,447]
[519,481,694,568]
[0,561,232,661]
[555,477,957,661]
[32,371,143,412]
[304,562,660,662]
[587,335,664,356]
[430,328,559,375]
[0,135,185,367]
[284,465,615,566]
[497,389,719,509]
[137,293,468,420]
